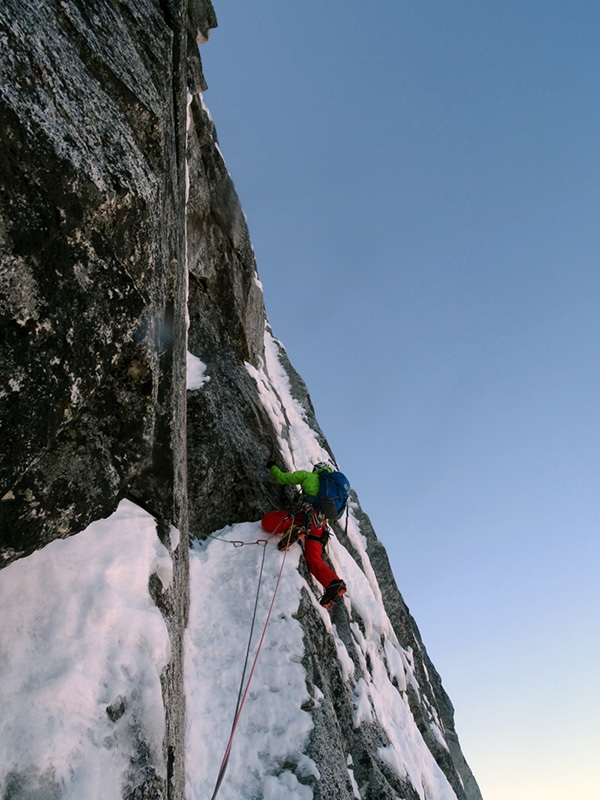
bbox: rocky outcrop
[0,2,482,799]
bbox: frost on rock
[246,328,330,473]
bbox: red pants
[261,510,339,589]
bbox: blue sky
[200,2,600,798]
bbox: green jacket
[270,465,321,497]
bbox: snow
[186,350,210,390]
[170,524,181,552]
[0,500,171,800]
[185,522,317,799]
[182,509,458,800]
[246,328,329,472]
[347,755,362,800]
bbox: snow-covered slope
[184,329,467,800]
[186,523,458,800]
[0,501,174,799]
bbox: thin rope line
[232,541,267,723]
[209,538,290,800]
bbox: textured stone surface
[0,1,216,798]
[0,0,184,561]
[185,94,283,537]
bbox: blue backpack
[315,471,350,521]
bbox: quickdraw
[202,532,269,548]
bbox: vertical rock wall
[0,1,217,797]
[1,0,186,561]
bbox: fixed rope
[209,513,293,800]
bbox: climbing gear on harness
[306,527,329,544]
[320,578,347,610]
[277,525,305,550]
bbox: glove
[266,458,276,469]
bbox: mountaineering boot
[278,525,305,551]
[320,579,346,609]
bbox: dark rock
[0,0,189,562]
[107,695,127,723]
[186,93,283,537]
[0,2,217,798]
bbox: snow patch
[246,328,330,472]
[186,351,210,390]
[170,524,181,552]
[347,757,362,800]
[0,500,171,800]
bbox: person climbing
[261,460,349,609]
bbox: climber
[261,460,348,609]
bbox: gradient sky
[199,3,600,798]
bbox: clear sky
[199,3,600,798]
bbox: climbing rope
[209,546,289,800]
[209,513,293,800]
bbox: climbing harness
[209,513,292,800]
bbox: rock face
[1,1,202,797]
[0,0,192,559]
[186,94,282,538]
[0,2,483,800]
